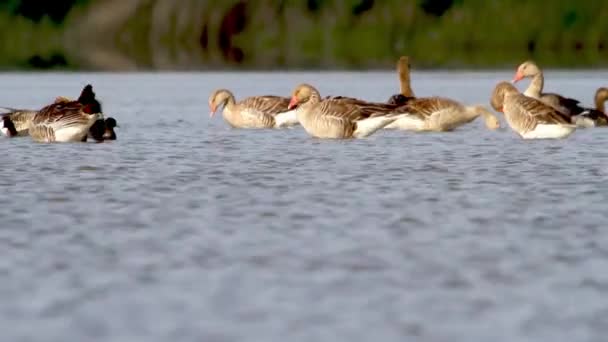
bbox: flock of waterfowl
[209,57,608,140]
[1,85,118,143]
[1,56,607,142]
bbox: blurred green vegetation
[0,0,607,70]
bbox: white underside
[54,126,91,142]
[521,124,576,139]
[384,115,426,131]
[353,115,398,138]
[1,127,8,136]
[51,113,102,142]
[274,110,300,128]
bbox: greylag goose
[287,83,401,139]
[0,96,79,137]
[385,97,500,131]
[595,87,608,114]
[512,61,586,115]
[587,87,608,126]
[208,89,298,128]
[388,56,416,105]
[29,85,103,143]
[491,81,575,139]
[0,108,37,136]
[324,56,414,107]
[46,96,119,141]
[513,61,608,127]
[571,87,608,127]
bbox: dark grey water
[2,71,608,342]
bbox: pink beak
[288,96,298,110]
[209,104,216,118]
[512,71,524,83]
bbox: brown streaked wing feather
[1,109,37,130]
[239,96,289,115]
[316,100,366,121]
[359,104,402,118]
[28,124,55,142]
[515,95,571,124]
[395,97,459,119]
[33,102,90,128]
[324,95,362,103]
[321,97,402,118]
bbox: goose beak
[512,71,524,83]
[209,104,216,117]
[288,96,298,110]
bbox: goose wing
[1,108,38,131]
[323,96,404,117]
[393,97,459,119]
[313,100,367,122]
[32,101,91,130]
[514,95,572,124]
[238,96,290,116]
[541,93,586,116]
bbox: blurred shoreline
[1,0,607,71]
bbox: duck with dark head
[1,116,18,137]
[83,117,119,142]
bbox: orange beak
[209,104,216,117]
[288,96,298,110]
[512,71,524,83]
[500,106,504,113]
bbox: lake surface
[1,71,608,342]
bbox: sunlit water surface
[1,71,608,342]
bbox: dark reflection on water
[1,72,608,341]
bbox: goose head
[513,60,541,83]
[387,94,412,106]
[491,81,519,112]
[208,89,234,118]
[288,84,317,110]
[595,87,608,113]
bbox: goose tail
[273,110,299,128]
[352,115,399,138]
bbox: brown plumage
[513,60,586,116]
[29,84,104,143]
[386,56,416,105]
[397,56,415,98]
[287,83,401,139]
[0,108,37,136]
[322,95,407,117]
[387,97,500,131]
[0,96,79,137]
[323,56,416,107]
[491,82,575,139]
[209,89,297,128]
[595,87,608,113]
